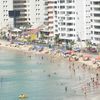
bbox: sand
[0,39,99,73]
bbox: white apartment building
[47,0,55,37]
[44,0,48,26]
[13,0,28,27]
[2,0,99,45]
[13,0,46,28]
[0,0,13,30]
[75,0,91,41]
[49,0,91,42]
[90,0,100,44]
[53,0,76,41]
[29,0,46,27]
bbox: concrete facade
[52,0,89,41]
[13,0,46,28]
[0,0,13,31]
[90,0,100,44]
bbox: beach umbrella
[36,46,44,51]
[70,50,75,54]
[21,32,28,36]
[30,34,37,41]
[66,50,75,55]
[92,58,96,64]
[68,57,75,62]
[83,54,91,61]
[96,66,100,71]
[61,49,66,54]
[36,45,44,50]
[95,56,100,61]
[83,54,91,58]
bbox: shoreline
[0,39,99,74]
[0,40,100,99]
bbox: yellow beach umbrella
[30,34,37,41]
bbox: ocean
[0,48,99,100]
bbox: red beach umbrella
[68,58,75,62]
[66,50,75,55]
[95,56,100,61]
[83,54,91,61]
[84,54,91,58]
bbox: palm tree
[97,44,100,52]
[54,34,60,44]
[86,40,92,48]
[68,40,76,50]
[40,32,45,42]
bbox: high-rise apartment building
[44,0,48,26]
[0,0,13,30]
[54,0,76,41]
[47,0,55,37]
[1,0,100,45]
[90,0,100,44]
[13,0,28,27]
[49,0,91,42]
[0,0,47,30]
[84,0,91,40]
[13,0,46,28]
[75,0,91,41]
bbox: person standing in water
[65,86,67,92]
[41,56,43,60]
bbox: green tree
[27,36,31,43]
[68,40,76,50]
[96,44,100,52]
[40,32,45,42]
[54,34,60,44]
[86,40,92,48]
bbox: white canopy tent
[11,28,22,32]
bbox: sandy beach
[0,40,100,100]
[0,39,99,72]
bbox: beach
[0,39,100,80]
[0,39,99,70]
[0,40,100,100]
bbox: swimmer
[72,63,74,66]
[48,74,51,77]
[41,56,43,60]
[65,86,67,92]
[84,91,87,96]
[61,83,63,85]
[96,73,99,80]
[28,55,31,59]
[43,70,45,72]
[54,72,56,75]
[79,76,81,80]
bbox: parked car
[86,47,97,53]
[90,48,97,53]
[73,47,81,52]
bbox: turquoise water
[0,48,100,100]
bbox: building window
[67,34,73,37]
[60,0,65,3]
[61,22,65,25]
[60,6,65,9]
[61,33,66,36]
